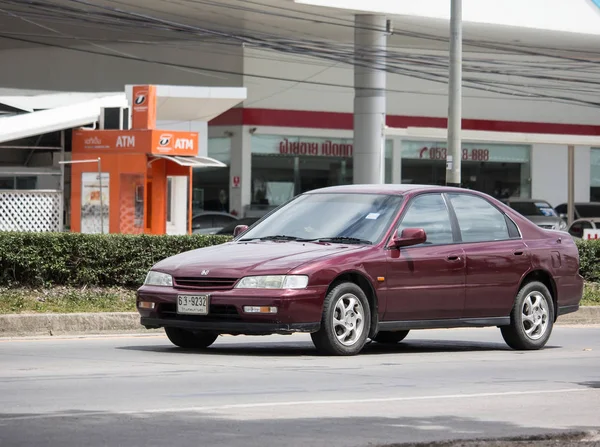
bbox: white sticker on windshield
[366,213,380,220]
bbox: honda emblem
[200,270,210,276]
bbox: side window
[397,194,454,245]
[448,194,510,243]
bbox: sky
[295,0,600,35]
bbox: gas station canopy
[125,85,247,123]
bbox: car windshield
[509,201,557,217]
[239,193,403,244]
[576,204,600,218]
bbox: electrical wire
[2,0,600,109]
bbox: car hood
[152,241,366,277]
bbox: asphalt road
[1,326,599,447]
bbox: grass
[0,287,136,314]
[582,282,600,306]
[0,282,598,314]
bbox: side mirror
[233,225,249,238]
[388,228,427,249]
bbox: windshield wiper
[240,235,300,241]
[309,236,372,245]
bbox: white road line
[0,387,593,422]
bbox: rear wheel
[164,327,218,349]
[500,281,554,350]
[373,330,410,344]
[311,282,371,356]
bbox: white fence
[0,190,62,232]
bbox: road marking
[0,387,592,422]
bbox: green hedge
[576,239,600,283]
[0,233,599,289]
[0,232,231,289]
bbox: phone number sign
[425,147,490,161]
[402,141,530,164]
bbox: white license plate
[177,295,209,315]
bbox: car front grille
[173,277,238,291]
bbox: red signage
[279,139,353,157]
[232,176,240,188]
[419,146,490,162]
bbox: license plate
[177,295,209,315]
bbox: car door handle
[514,251,524,256]
[447,255,461,262]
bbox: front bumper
[136,284,326,335]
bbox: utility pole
[446,0,462,187]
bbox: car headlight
[559,220,568,231]
[144,271,173,287]
[235,275,309,289]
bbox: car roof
[304,184,468,195]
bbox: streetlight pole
[446,0,463,187]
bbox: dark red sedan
[137,185,584,356]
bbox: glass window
[0,177,15,189]
[589,148,600,201]
[449,193,510,242]
[401,141,531,199]
[15,177,37,190]
[240,193,403,244]
[192,137,231,214]
[574,204,600,218]
[397,193,454,245]
[508,201,557,217]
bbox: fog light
[243,306,277,314]
[138,301,156,310]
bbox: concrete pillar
[353,14,387,184]
[229,125,252,217]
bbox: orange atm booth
[70,85,227,235]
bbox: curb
[0,308,598,338]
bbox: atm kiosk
[69,84,245,235]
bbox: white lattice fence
[0,190,62,232]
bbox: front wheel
[500,281,554,350]
[165,327,218,349]
[311,282,371,356]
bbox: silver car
[502,198,567,231]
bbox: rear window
[576,204,600,218]
[509,201,557,217]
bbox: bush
[0,232,231,289]
[1,233,599,290]
[576,239,600,283]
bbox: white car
[567,218,600,239]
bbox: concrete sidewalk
[0,308,598,338]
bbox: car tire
[311,282,371,356]
[500,281,554,350]
[164,327,219,349]
[372,330,410,344]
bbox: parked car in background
[214,217,261,236]
[502,198,567,231]
[138,184,583,356]
[191,212,238,234]
[554,202,600,222]
[567,218,600,239]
